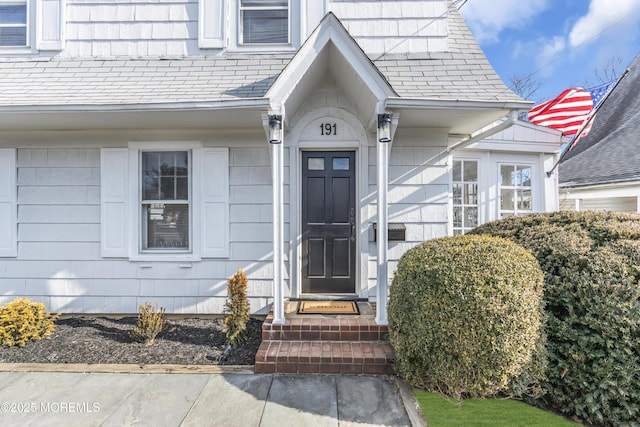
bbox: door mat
[297,301,359,315]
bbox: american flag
[528,81,614,135]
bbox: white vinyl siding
[375,130,450,291]
[0,144,266,314]
[0,149,17,257]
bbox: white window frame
[129,142,203,262]
[0,0,65,53]
[0,0,28,48]
[498,163,534,218]
[239,0,290,45]
[101,144,229,261]
[452,158,479,235]
[224,0,299,52]
[139,150,192,255]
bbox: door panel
[302,151,356,294]
[308,238,326,277]
[332,177,350,223]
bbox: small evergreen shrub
[223,269,250,347]
[388,234,546,399]
[129,302,166,346]
[0,298,59,347]
[472,211,640,426]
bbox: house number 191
[320,123,337,136]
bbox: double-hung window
[240,0,288,44]
[452,160,479,235]
[0,0,27,46]
[141,151,191,253]
[101,144,229,260]
[499,164,533,217]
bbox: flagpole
[546,68,630,177]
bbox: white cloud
[459,0,550,44]
[535,36,566,78]
[569,0,640,48]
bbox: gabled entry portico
[263,12,529,326]
[264,13,398,325]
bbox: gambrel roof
[0,3,523,110]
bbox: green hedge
[472,211,640,426]
[388,234,546,399]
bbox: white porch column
[272,141,285,323]
[376,114,391,325]
[269,114,285,324]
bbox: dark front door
[302,151,356,294]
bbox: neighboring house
[559,52,640,212]
[0,0,561,323]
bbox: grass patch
[414,390,578,427]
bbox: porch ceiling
[386,98,531,136]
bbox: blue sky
[458,0,640,105]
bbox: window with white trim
[141,151,191,253]
[499,164,533,217]
[240,0,288,44]
[452,159,478,235]
[101,145,229,260]
[0,0,27,46]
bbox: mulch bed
[0,317,263,366]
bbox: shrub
[223,269,250,347]
[129,302,166,346]
[472,211,640,426]
[0,298,59,347]
[388,234,546,399]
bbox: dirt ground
[0,316,263,366]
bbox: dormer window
[0,1,27,46]
[240,0,288,44]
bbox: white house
[0,0,561,324]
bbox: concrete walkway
[0,370,423,426]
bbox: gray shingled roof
[375,2,523,103]
[0,56,292,106]
[559,52,640,187]
[0,2,522,108]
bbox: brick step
[261,316,389,342]
[254,340,395,375]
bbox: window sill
[130,254,202,263]
[226,45,298,54]
[0,47,37,55]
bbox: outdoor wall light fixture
[378,113,392,143]
[269,114,283,144]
